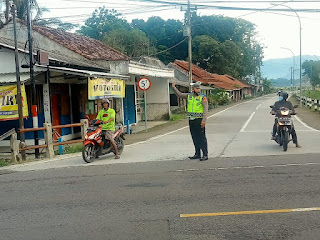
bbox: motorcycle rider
[271,91,301,148]
[96,99,120,159]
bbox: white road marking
[240,112,256,132]
[256,103,262,110]
[294,115,320,132]
[127,98,262,147]
[175,162,320,172]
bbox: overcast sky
[37,0,320,61]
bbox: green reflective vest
[187,94,204,118]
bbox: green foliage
[262,78,274,94]
[0,159,9,167]
[103,29,156,57]
[77,7,263,77]
[54,143,83,155]
[209,91,231,106]
[78,7,130,40]
[302,60,320,87]
[170,113,187,121]
[303,90,320,99]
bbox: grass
[303,90,320,99]
[170,113,187,122]
[0,159,10,167]
[54,143,83,155]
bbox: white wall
[146,77,169,104]
[0,48,29,74]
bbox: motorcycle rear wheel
[82,144,96,163]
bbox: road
[1,95,320,239]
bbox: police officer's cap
[191,82,201,88]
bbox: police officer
[172,82,208,161]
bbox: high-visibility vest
[187,94,204,118]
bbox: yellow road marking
[180,207,320,218]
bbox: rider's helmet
[280,91,289,101]
[277,90,283,96]
[101,98,110,107]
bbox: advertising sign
[88,78,125,99]
[0,84,29,121]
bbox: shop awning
[0,72,43,84]
[35,65,129,80]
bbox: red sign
[138,77,151,91]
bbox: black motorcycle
[270,105,298,151]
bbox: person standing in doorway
[96,99,120,159]
[172,82,209,161]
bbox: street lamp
[271,3,302,107]
[281,47,295,91]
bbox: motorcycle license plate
[279,117,291,121]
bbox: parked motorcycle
[270,105,298,151]
[82,118,125,163]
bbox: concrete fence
[296,95,320,111]
[10,119,89,163]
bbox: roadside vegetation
[303,90,320,99]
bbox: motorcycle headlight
[280,110,290,116]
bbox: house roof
[172,60,250,90]
[32,25,130,61]
[0,35,107,69]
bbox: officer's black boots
[200,156,208,161]
[189,155,200,160]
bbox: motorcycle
[270,105,298,151]
[82,118,125,163]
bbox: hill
[261,55,320,86]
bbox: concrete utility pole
[5,0,10,23]
[26,0,40,158]
[12,4,26,161]
[187,0,192,90]
[181,1,196,91]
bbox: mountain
[261,55,320,85]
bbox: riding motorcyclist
[271,91,301,148]
[96,99,120,159]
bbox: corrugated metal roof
[0,72,41,84]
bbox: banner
[0,84,29,121]
[88,78,125,100]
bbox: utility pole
[5,0,10,23]
[187,0,192,90]
[290,67,293,91]
[12,4,26,161]
[26,0,40,158]
[181,1,196,91]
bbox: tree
[78,7,130,40]
[132,17,185,63]
[302,60,320,88]
[103,29,156,57]
[0,0,77,30]
[262,78,274,94]
[191,14,263,78]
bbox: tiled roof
[32,25,130,61]
[172,60,250,90]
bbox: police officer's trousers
[189,118,208,157]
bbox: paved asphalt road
[1,95,320,239]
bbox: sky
[36,0,320,61]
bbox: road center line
[180,207,320,218]
[240,112,256,132]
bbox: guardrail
[10,119,88,162]
[296,95,320,111]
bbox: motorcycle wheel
[82,144,96,163]
[283,131,289,151]
[113,138,124,155]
